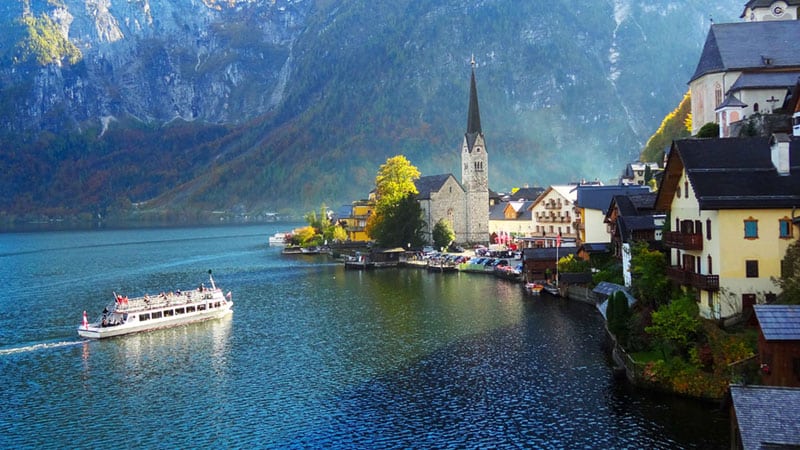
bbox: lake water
[0,224,729,449]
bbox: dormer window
[761,55,773,66]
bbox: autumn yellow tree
[366,155,424,246]
[373,155,421,211]
[640,91,691,163]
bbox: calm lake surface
[0,224,728,449]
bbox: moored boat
[269,232,291,245]
[525,282,544,294]
[77,271,233,339]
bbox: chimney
[770,133,791,175]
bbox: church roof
[690,21,800,83]
[415,174,464,200]
[465,67,484,152]
[729,72,800,92]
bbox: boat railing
[114,289,222,313]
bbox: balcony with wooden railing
[663,231,703,250]
[666,266,719,291]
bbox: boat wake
[0,340,83,356]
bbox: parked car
[448,244,465,253]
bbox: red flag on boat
[82,311,89,330]
[226,291,232,300]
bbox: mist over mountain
[0,0,741,221]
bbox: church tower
[461,56,489,244]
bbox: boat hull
[78,288,233,339]
[78,305,232,339]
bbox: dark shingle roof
[618,215,657,237]
[613,193,657,217]
[415,174,463,200]
[581,243,610,253]
[730,384,800,450]
[729,72,800,92]
[522,247,576,261]
[510,187,545,201]
[755,305,800,340]
[490,201,534,221]
[576,185,651,213]
[670,136,800,209]
[716,93,748,110]
[690,21,800,82]
[489,202,507,220]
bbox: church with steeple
[416,58,490,245]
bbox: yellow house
[655,135,800,320]
[341,199,374,242]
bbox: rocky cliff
[0,0,742,221]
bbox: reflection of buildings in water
[114,315,233,376]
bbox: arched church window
[754,102,759,113]
[714,83,722,107]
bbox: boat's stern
[77,325,102,339]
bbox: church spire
[466,56,482,136]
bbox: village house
[520,184,579,249]
[338,199,375,242]
[574,184,651,246]
[619,162,662,187]
[654,134,800,320]
[488,200,535,243]
[603,192,665,287]
[754,304,800,387]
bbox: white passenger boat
[78,271,233,339]
[268,232,290,245]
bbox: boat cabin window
[214,302,221,308]
[151,311,163,319]
[163,309,174,317]
[175,307,185,314]
[186,306,196,312]
[140,313,150,321]
[197,304,206,311]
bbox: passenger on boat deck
[199,283,205,292]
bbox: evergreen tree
[607,290,631,345]
[432,219,455,250]
[370,193,426,248]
